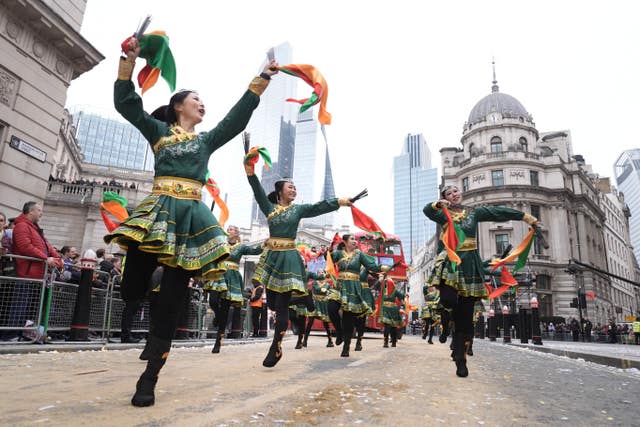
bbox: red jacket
[12,213,60,279]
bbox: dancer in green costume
[244,161,352,367]
[107,36,278,406]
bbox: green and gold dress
[332,249,383,315]
[421,284,440,321]
[105,78,268,280]
[359,266,376,316]
[380,285,405,327]
[423,203,528,298]
[204,242,262,303]
[311,279,331,322]
[249,174,341,294]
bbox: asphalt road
[0,334,638,426]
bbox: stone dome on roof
[467,68,530,125]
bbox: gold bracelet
[118,57,135,81]
[338,198,350,206]
[248,76,270,96]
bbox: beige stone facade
[0,0,103,217]
[431,78,635,325]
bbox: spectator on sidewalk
[608,319,618,344]
[570,317,580,342]
[633,317,640,345]
[60,246,80,283]
[3,202,61,340]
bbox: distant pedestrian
[582,318,593,342]
[633,317,640,345]
[608,319,618,344]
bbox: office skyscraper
[614,149,640,263]
[221,42,297,227]
[71,108,154,172]
[292,108,336,228]
[393,133,438,261]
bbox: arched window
[519,137,528,152]
[468,142,475,155]
[490,136,502,153]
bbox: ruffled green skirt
[312,295,330,322]
[253,249,307,294]
[105,194,228,280]
[339,279,372,315]
[427,250,488,298]
[380,304,403,327]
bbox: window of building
[519,137,528,152]
[533,235,543,255]
[492,170,504,186]
[462,177,469,192]
[495,233,509,255]
[531,204,541,222]
[536,275,550,290]
[538,293,553,317]
[530,170,539,186]
[468,142,474,154]
[490,136,502,153]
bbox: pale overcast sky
[66,0,640,232]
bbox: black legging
[327,300,342,338]
[341,311,356,344]
[355,315,366,339]
[383,324,398,345]
[266,289,292,349]
[209,291,231,335]
[120,243,191,340]
[452,296,476,337]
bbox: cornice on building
[1,0,104,83]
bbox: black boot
[139,340,150,361]
[383,336,389,348]
[263,331,285,367]
[131,335,171,407]
[335,334,343,346]
[295,333,303,349]
[391,329,397,347]
[340,336,351,357]
[467,339,474,356]
[302,334,309,348]
[354,338,363,351]
[326,337,334,347]
[121,330,141,344]
[452,333,469,378]
[212,332,224,354]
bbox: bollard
[488,309,496,341]
[502,305,511,343]
[530,296,543,345]
[519,307,528,344]
[68,249,96,341]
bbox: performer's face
[444,187,462,205]
[227,226,240,241]
[175,92,205,124]
[346,235,358,250]
[279,182,297,203]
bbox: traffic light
[579,293,587,308]
[570,298,579,308]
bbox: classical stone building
[0,0,103,216]
[434,71,630,325]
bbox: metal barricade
[0,255,47,343]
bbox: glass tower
[614,149,640,263]
[393,133,438,262]
[292,108,336,228]
[71,107,154,172]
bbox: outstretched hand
[124,37,140,61]
[262,60,279,76]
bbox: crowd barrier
[0,255,217,344]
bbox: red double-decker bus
[355,232,408,331]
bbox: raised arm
[473,206,536,224]
[423,201,447,225]
[241,244,264,256]
[299,197,347,219]
[202,61,278,153]
[359,252,384,274]
[247,174,273,217]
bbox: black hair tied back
[151,90,194,124]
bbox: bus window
[383,243,401,255]
[378,256,395,266]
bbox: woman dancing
[106,36,277,406]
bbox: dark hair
[0,212,5,222]
[151,90,195,124]
[22,201,37,215]
[96,248,105,258]
[61,245,71,255]
[267,181,287,204]
[337,234,352,251]
[440,185,459,199]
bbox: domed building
[435,67,624,325]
